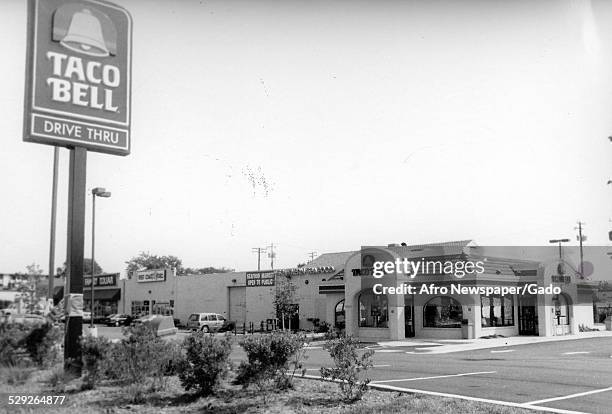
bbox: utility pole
[308,251,318,263]
[252,247,266,271]
[268,243,275,269]
[575,221,586,279]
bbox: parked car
[186,313,226,333]
[106,314,133,327]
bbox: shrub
[81,335,113,390]
[320,335,374,402]
[0,324,29,366]
[177,332,232,395]
[22,323,62,367]
[106,324,179,393]
[235,331,307,393]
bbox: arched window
[358,290,388,328]
[423,296,463,328]
[553,294,570,325]
[335,299,345,329]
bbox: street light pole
[91,187,111,328]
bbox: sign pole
[48,146,59,299]
[64,146,87,376]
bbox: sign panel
[84,273,118,287]
[246,271,275,287]
[23,0,132,155]
[136,269,166,283]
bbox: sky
[1,0,612,275]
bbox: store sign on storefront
[246,271,275,287]
[23,0,132,155]
[272,266,335,277]
[84,273,118,287]
[136,269,166,283]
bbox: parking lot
[300,336,612,414]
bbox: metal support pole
[48,147,59,300]
[90,193,96,328]
[64,147,87,376]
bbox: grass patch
[0,367,538,414]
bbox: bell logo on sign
[58,8,115,57]
[24,0,132,156]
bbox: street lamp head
[99,191,111,198]
[92,187,106,195]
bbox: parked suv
[186,313,226,333]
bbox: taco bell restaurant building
[328,241,599,341]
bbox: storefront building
[121,240,600,340]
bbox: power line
[308,251,318,262]
[251,247,266,271]
[267,243,275,269]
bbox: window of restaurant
[335,299,345,329]
[358,290,388,328]
[481,294,514,327]
[423,296,463,328]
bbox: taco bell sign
[23,0,132,156]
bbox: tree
[181,267,234,275]
[125,252,183,274]
[56,259,104,278]
[16,263,44,313]
[273,276,297,331]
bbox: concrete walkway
[376,330,612,354]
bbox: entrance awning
[84,289,121,301]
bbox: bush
[177,332,232,395]
[106,324,179,393]
[320,335,374,402]
[22,323,62,367]
[235,331,307,393]
[0,324,29,366]
[81,335,113,390]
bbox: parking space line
[370,370,496,384]
[369,383,588,414]
[562,351,589,355]
[300,374,587,414]
[525,386,612,405]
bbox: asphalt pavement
[301,336,612,414]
